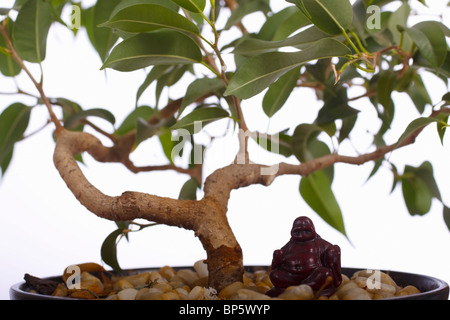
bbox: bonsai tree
[0,0,449,292]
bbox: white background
[0,0,449,300]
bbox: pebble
[52,260,422,300]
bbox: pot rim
[9,266,449,300]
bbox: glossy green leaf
[263,67,300,118]
[406,73,432,114]
[102,30,202,72]
[225,0,271,31]
[170,107,229,133]
[291,123,323,163]
[288,0,353,35]
[224,38,351,99]
[64,108,116,130]
[12,0,53,63]
[171,0,206,13]
[387,2,412,51]
[401,175,432,216]
[300,170,346,236]
[234,26,330,56]
[396,117,439,147]
[251,130,293,158]
[444,206,450,232]
[437,114,448,145]
[412,161,442,201]
[83,0,121,62]
[406,21,447,68]
[157,128,176,163]
[110,0,179,17]
[258,6,310,41]
[101,4,200,35]
[136,118,163,144]
[0,103,31,177]
[136,65,172,105]
[179,178,200,200]
[0,19,21,77]
[116,106,156,136]
[101,229,124,273]
[180,77,226,115]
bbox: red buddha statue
[266,216,342,297]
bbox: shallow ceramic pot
[9,267,449,300]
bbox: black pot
[9,267,449,300]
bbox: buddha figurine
[266,216,342,297]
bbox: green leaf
[406,21,447,68]
[413,161,442,201]
[224,38,351,99]
[444,206,450,232]
[12,0,54,63]
[136,65,172,105]
[116,106,156,136]
[406,73,432,114]
[387,2,412,51]
[289,0,353,35]
[0,103,31,176]
[401,174,432,216]
[82,0,121,62]
[101,229,124,273]
[171,0,206,13]
[300,170,346,236]
[180,77,226,115]
[436,113,448,145]
[0,19,21,77]
[101,30,202,72]
[263,67,300,118]
[158,127,176,163]
[396,117,440,147]
[101,4,200,35]
[110,0,179,17]
[251,130,293,158]
[178,178,200,200]
[258,6,310,41]
[136,118,163,144]
[64,108,116,130]
[291,123,323,163]
[170,107,229,133]
[234,26,330,56]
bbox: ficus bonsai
[0,0,449,292]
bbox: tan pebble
[52,283,68,297]
[177,269,199,286]
[149,271,165,283]
[218,281,244,300]
[232,289,272,300]
[193,260,209,279]
[278,284,314,300]
[153,282,172,293]
[104,294,118,300]
[161,290,181,300]
[372,291,396,299]
[123,272,151,287]
[188,286,205,300]
[169,280,188,289]
[336,281,359,299]
[135,287,163,300]
[114,279,134,291]
[159,266,176,280]
[117,288,138,300]
[396,285,421,297]
[342,287,372,300]
[175,287,190,299]
[79,272,104,295]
